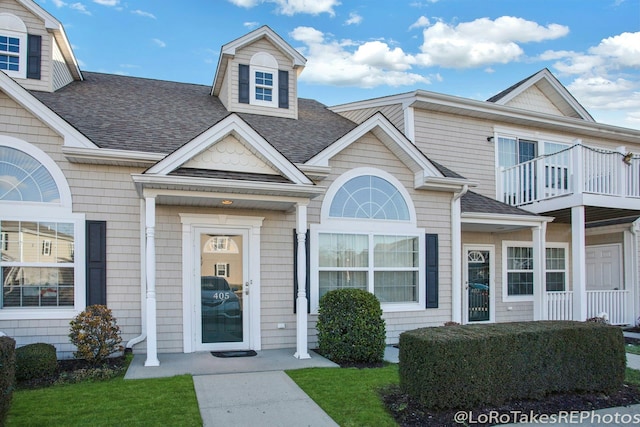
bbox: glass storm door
[467,249,490,322]
[197,231,249,349]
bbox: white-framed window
[502,241,568,301]
[311,168,424,313]
[0,13,28,79]
[0,137,85,320]
[249,52,278,107]
[215,262,229,277]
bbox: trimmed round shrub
[69,305,123,366]
[15,342,58,381]
[317,288,386,364]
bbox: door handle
[245,281,250,296]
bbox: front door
[465,247,493,323]
[586,244,623,291]
[196,230,249,350]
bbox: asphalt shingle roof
[30,72,357,164]
[461,191,537,216]
[30,72,537,218]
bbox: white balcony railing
[499,144,640,206]
[545,289,629,325]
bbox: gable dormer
[0,0,81,93]
[487,68,593,122]
[211,26,306,120]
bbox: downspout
[126,199,147,350]
[451,184,468,323]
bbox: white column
[532,223,547,320]
[144,196,160,367]
[294,203,310,359]
[572,206,587,321]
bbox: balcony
[499,144,640,213]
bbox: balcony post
[532,222,547,320]
[617,146,627,197]
[572,140,583,195]
[572,206,587,321]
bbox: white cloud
[132,10,156,19]
[589,32,640,68]
[52,0,67,7]
[243,21,260,30]
[290,26,428,88]
[416,16,568,68]
[409,16,430,30]
[345,12,362,26]
[70,3,91,15]
[152,38,166,48]
[93,0,119,5]
[227,0,339,16]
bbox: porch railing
[499,144,640,206]
[546,291,573,321]
[587,289,629,325]
[545,289,629,325]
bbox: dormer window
[0,13,27,79]
[239,52,289,109]
[0,13,41,80]
[0,35,20,72]
[254,71,273,102]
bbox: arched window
[312,169,425,312]
[0,139,84,318]
[329,175,410,220]
[0,146,60,202]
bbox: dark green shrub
[15,342,58,381]
[399,321,625,410]
[317,288,386,364]
[69,305,123,366]
[0,336,16,425]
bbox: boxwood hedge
[399,321,625,410]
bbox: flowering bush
[69,305,123,366]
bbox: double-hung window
[0,13,29,79]
[0,140,85,320]
[312,170,425,312]
[503,242,568,300]
[0,35,20,72]
[254,71,273,102]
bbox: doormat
[211,350,257,358]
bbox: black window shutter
[238,64,250,104]
[278,70,289,109]
[86,221,107,306]
[26,34,42,80]
[425,234,439,308]
[293,229,310,313]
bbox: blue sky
[35,0,640,130]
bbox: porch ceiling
[544,207,640,224]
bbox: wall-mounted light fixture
[221,200,233,205]
[486,136,494,142]
[623,152,633,165]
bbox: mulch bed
[381,384,640,427]
[17,356,127,389]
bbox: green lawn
[288,364,640,427]
[627,344,640,355]
[7,375,202,427]
[287,364,399,427]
